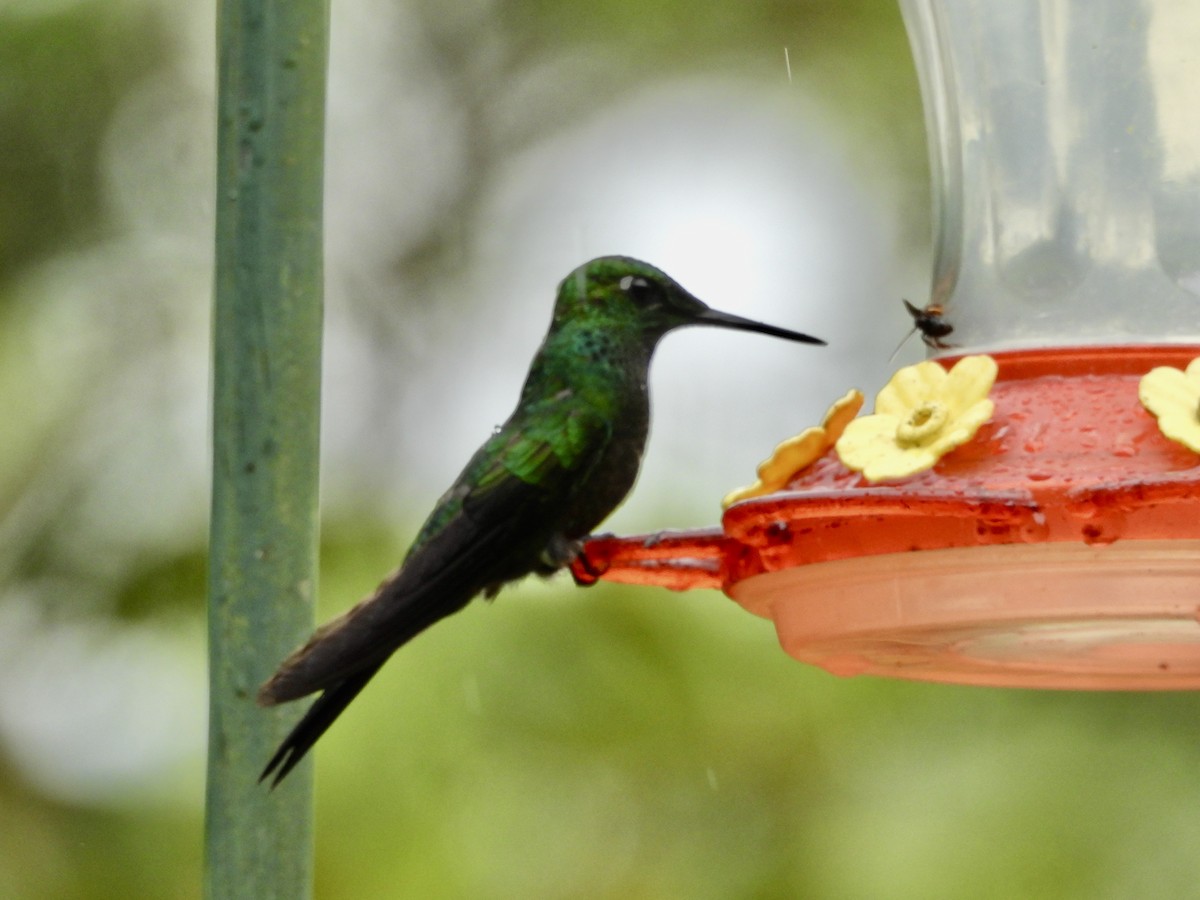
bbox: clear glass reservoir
[903,0,1200,350]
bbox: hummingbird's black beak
[692,307,826,346]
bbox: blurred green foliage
[3,1,1200,899]
[0,3,165,277]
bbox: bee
[901,298,954,350]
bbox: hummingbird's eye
[618,275,666,308]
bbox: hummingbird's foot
[539,534,606,585]
[568,537,612,586]
[538,533,586,573]
[570,552,603,586]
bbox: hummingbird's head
[554,256,826,347]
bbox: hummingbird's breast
[561,375,650,540]
[526,321,657,543]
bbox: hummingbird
[257,255,824,786]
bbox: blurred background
[3,0,1200,897]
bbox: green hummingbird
[257,255,824,785]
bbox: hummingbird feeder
[577,0,1200,689]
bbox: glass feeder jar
[910,0,1200,350]
[578,0,1200,689]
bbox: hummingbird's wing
[258,393,611,784]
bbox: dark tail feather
[260,660,385,788]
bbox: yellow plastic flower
[722,389,864,508]
[1139,357,1200,454]
[835,355,998,483]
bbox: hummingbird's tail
[258,660,384,788]
[256,556,474,706]
[254,439,566,785]
[254,545,484,785]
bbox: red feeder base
[576,346,1200,689]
